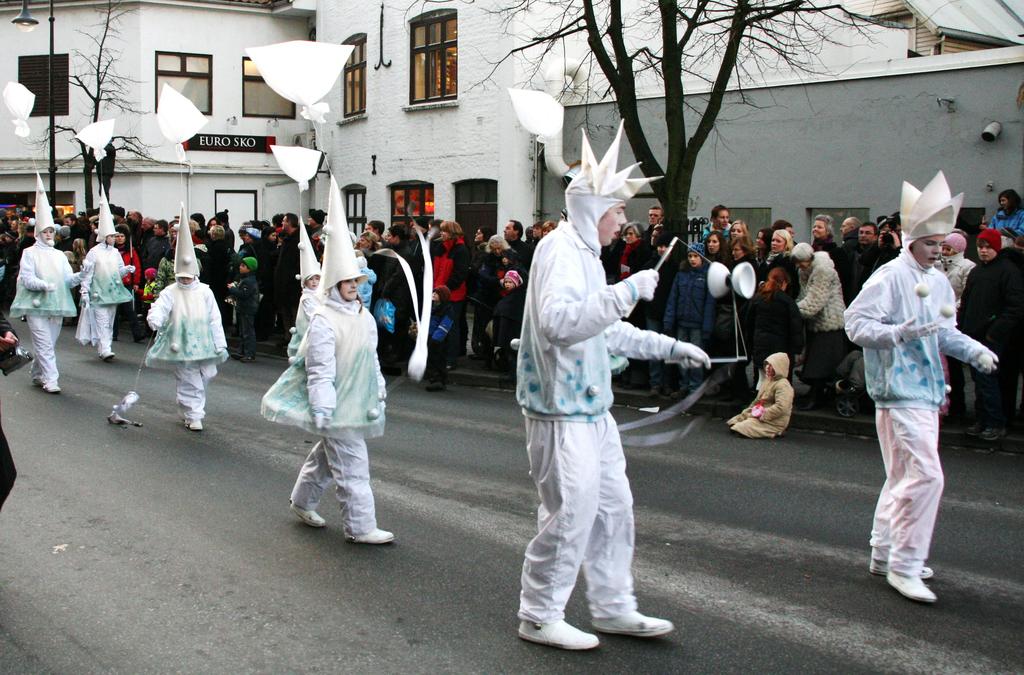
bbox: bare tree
[52,0,154,210]
[492,0,884,227]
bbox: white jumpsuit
[515,223,683,624]
[79,243,133,358]
[845,249,984,577]
[287,290,387,538]
[146,280,227,423]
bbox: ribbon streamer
[618,365,732,433]
[370,228,432,381]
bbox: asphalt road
[1,332,1022,673]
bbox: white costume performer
[262,176,393,544]
[78,191,134,360]
[845,172,996,604]
[146,212,227,431]
[10,175,81,393]
[286,216,322,359]
[514,125,709,650]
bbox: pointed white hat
[173,204,199,278]
[33,173,55,232]
[297,211,321,282]
[96,189,116,239]
[900,171,963,244]
[317,174,365,297]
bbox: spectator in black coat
[743,266,804,378]
[272,214,302,343]
[206,225,233,328]
[141,220,171,273]
[641,232,680,396]
[811,214,855,304]
[0,308,18,510]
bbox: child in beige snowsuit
[727,352,794,439]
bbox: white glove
[667,341,711,369]
[80,292,90,308]
[313,413,331,430]
[897,318,940,343]
[123,265,135,275]
[971,345,999,374]
[44,282,56,292]
[624,269,659,302]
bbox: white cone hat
[318,174,365,297]
[33,173,55,232]
[96,189,116,240]
[297,211,321,282]
[900,171,963,244]
[173,204,199,278]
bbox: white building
[0,0,312,227]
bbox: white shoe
[592,611,675,637]
[887,571,937,603]
[518,620,599,650]
[290,503,326,528]
[347,528,394,544]
[870,559,933,580]
[100,352,115,362]
[42,382,61,394]
[185,420,203,431]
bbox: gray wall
[543,61,1022,241]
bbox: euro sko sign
[184,134,276,153]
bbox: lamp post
[12,0,57,209]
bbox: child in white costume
[286,217,322,359]
[146,216,227,432]
[263,176,393,544]
[514,124,709,650]
[10,175,81,394]
[845,172,997,604]
[78,191,134,361]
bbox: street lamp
[11,0,57,209]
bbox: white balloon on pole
[244,41,353,124]
[75,119,115,160]
[270,145,323,192]
[507,88,564,141]
[3,81,35,138]
[156,84,208,161]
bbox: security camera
[981,121,1002,142]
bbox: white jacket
[845,249,981,410]
[515,223,677,421]
[79,243,130,297]
[940,252,975,305]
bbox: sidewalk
[232,335,1024,454]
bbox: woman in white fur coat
[792,242,847,409]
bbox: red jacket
[118,246,142,287]
[432,237,470,302]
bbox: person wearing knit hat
[228,256,260,361]
[77,190,134,362]
[845,172,999,604]
[513,122,709,651]
[262,174,393,545]
[145,204,228,432]
[10,174,83,393]
[959,225,1024,442]
[423,284,455,391]
[940,232,974,305]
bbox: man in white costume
[10,175,81,393]
[146,211,227,431]
[514,124,710,650]
[78,190,135,361]
[262,177,393,544]
[845,172,997,603]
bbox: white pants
[174,364,216,422]
[92,305,116,357]
[290,435,377,537]
[518,413,638,624]
[27,315,62,386]
[870,407,943,577]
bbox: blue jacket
[991,208,1024,238]
[664,265,715,336]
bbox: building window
[728,208,772,231]
[343,35,367,117]
[390,181,434,224]
[345,185,367,228]
[454,179,497,232]
[242,57,294,118]
[410,11,457,104]
[18,54,70,117]
[156,51,212,115]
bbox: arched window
[343,34,367,117]
[409,10,457,104]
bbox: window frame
[343,34,368,117]
[155,51,213,115]
[241,56,295,119]
[409,11,457,105]
[18,54,70,117]
[344,185,367,228]
[389,181,435,225]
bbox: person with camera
[858,217,901,290]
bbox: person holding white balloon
[10,176,82,394]
[145,217,227,432]
[845,172,998,604]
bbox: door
[214,190,258,249]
